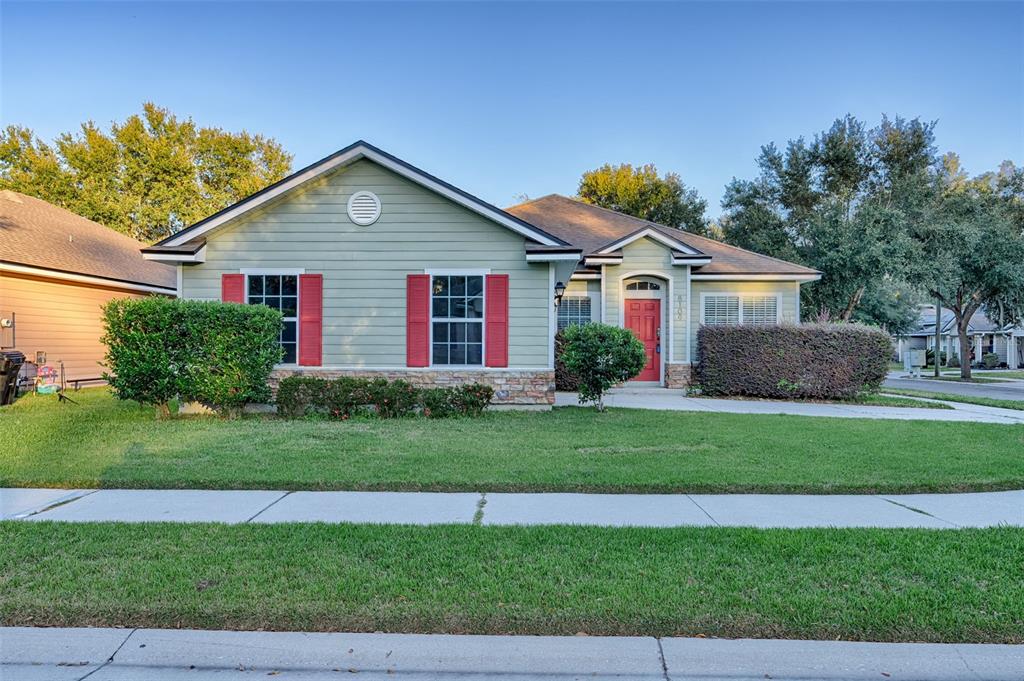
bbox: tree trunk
[839,286,866,322]
[934,301,942,377]
[958,324,973,381]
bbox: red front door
[625,299,661,382]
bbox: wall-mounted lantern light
[554,281,566,307]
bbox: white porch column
[1010,336,1019,369]
[973,335,982,364]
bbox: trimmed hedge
[276,375,494,419]
[102,297,282,414]
[695,323,891,400]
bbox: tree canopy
[913,159,1024,378]
[578,162,709,235]
[720,115,937,331]
[0,103,292,243]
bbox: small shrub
[420,387,456,418]
[364,378,419,418]
[102,297,282,416]
[554,330,580,391]
[559,323,647,410]
[925,348,947,367]
[324,377,372,419]
[448,383,494,416]
[696,323,891,400]
[275,376,328,418]
[948,353,961,368]
[982,352,1001,370]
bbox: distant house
[141,141,820,404]
[0,190,176,385]
[894,304,1022,369]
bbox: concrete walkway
[4,626,1022,680]
[6,488,1022,528]
[555,388,1024,424]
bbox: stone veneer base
[665,363,693,389]
[270,368,556,405]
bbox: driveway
[555,388,1024,424]
[885,373,1024,401]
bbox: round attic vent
[347,191,381,226]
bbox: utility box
[904,349,926,378]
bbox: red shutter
[485,274,509,367]
[298,274,323,367]
[406,274,430,367]
[221,274,245,303]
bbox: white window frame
[244,270,303,366]
[699,292,782,326]
[426,271,487,368]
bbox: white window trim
[699,291,782,325]
[240,267,305,276]
[244,271,301,366]
[427,272,486,369]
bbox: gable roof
[0,190,176,292]
[505,195,820,277]
[148,141,569,252]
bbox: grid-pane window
[432,275,484,365]
[742,296,778,325]
[703,295,740,325]
[247,274,298,364]
[625,281,661,291]
[557,297,592,330]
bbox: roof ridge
[537,195,819,274]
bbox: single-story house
[894,304,1023,369]
[0,190,177,385]
[142,141,820,404]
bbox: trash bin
[1,351,25,405]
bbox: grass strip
[884,388,1024,412]
[2,390,1023,494]
[1,522,1021,643]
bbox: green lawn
[2,389,1022,493]
[884,388,1024,412]
[2,522,1020,642]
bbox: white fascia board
[162,145,563,248]
[570,273,601,280]
[142,245,207,264]
[671,256,712,266]
[0,262,177,295]
[525,253,582,262]
[585,256,623,265]
[690,273,821,282]
[596,227,701,256]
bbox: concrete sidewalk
[6,488,1022,528]
[4,626,1022,680]
[555,388,1024,424]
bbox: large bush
[102,297,282,415]
[275,375,494,419]
[559,323,647,410]
[695,323,891,400]
[554,329,580,391]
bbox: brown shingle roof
[0,190,175,290]
[506,195,819,276]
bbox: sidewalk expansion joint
[473,493,487,525]
[880,497,960,528]
[655,637,670,681]
[245,491,292,523]
[17,489,98,519]
[685,494,719,526]
[77,627,136,681]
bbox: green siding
[181,159,551,368]
[688,280,801,360]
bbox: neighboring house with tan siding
[142,141,819,404]
[0,190,176,384]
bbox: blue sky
[2,1,1021,217]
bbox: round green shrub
[559,323,647,410]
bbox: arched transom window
[626,280,661,291]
